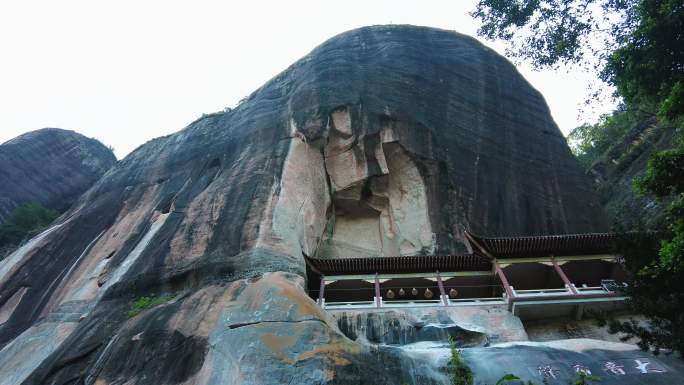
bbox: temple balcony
[305,231,633,320]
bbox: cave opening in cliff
[317,182,385,258]
[315,141,435,259]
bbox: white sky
[0,0,615,159]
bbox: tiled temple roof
[304,253,491,275]
[465,231,618,259]
[305,232,623,276]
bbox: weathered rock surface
[0,25,610,385]
[0,128,116,223]
[332,306,528,347]
[586,117,679,230]
[463,339,684,384]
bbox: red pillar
[552,258,579,295]
[494,261,514,299]
[317,276,326,305]
[436,271,448,306]
[374,273,381,308]
[494,261,515,311]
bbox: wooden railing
[322,284,621,310]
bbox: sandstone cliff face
[0,128,116,223]
[0,26,608,385]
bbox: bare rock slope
[0,128,116,223]
[0,25,608,385]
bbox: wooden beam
[493,254,616,265]
[324,270,492,281]
[551,257,579,294]
[436,271,448,306]
[465,230,496,260]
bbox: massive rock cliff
[0,128,116,223]
[0,25,609,385]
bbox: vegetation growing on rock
[446,336,473,385]
[0,129,116,212]
[126,294,173,318]
[472,0,684,357]
[0,202,59,252]
[568,107,677,230]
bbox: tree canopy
[0,202,60,251]
[472,0,684,120]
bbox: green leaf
[496,373,521,385]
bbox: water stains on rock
[336,310,488,347]
[0,25,612,385]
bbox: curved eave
[465,230,619,259]
[304,254,491,276]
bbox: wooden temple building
[305,231,629,320]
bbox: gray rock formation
[462,339,684,384]
[0,128,116,223]
[0,25,609,385]
[586,117,678,230]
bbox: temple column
[317,276,326,306]
[436,271,448,306]
[551,257,579,294]
[493,260,514,310]
[374,273,382,308]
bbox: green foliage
[568,107,646,168]
[660,81,684,120]
[612,141,684,355]
[471,0,636,68]
[127,294,172,318]
[495,374,521,385]
[602,1,684,121]
[0,202,60,248]
[568,103,662,175]
[635,142,684,197]
[446,336,474,385]
[569,372,601,385]
[471,0,604,68]
[589,139,684,356]
[472,0,684,123]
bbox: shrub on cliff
[446,336,474,385]
[0,202,60,249]
[126,294,172,318]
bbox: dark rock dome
[0,128,116,223]
[0,25,609,385]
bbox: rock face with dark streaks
[0,25,609,385]
[0,128,116,223]
[585,117,678,230]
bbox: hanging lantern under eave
[424,288,434,299]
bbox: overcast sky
[0,1,616,159]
